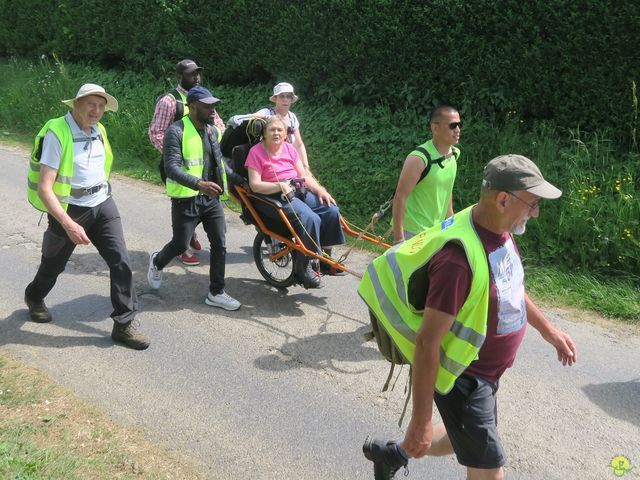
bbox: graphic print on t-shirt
[488,237,526,334]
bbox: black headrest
[220,118,265,158]
[232,144,252,180]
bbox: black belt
[70,183,107,198]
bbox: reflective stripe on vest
[358,206,489,394]
[27,116,113,212]
[166,117,227,199]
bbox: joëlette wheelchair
[227,143,391,288]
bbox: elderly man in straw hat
[25,83,149,350]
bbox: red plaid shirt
[148,85,225,151]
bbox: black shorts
[434,374,506,469]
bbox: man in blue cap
[147,86,245,311]
[149,59,226,266]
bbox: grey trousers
[25,196,138,324]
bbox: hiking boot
[147,251,163,290]
[111,320,150,350]
[190,234,202,251]
[363,436,409,480]
[24,294,52,323]
[205,291,241,311]
[300,262,322,289]
[295,255,322,289]
[178,249,200,266]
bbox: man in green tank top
[391,106,462,244]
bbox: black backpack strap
[413,146,433,184]
[170,88,184,122]
[414,146,457,185]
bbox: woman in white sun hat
[252,82,311,174]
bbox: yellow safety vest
[165,117,227,200]
[358,206,490,394]
[27,116,112,212]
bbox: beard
[511,216,530,235]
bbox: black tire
[253,232,296,288]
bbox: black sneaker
[363,436,409,480]
[111,320,150,350]
[24,295,52,323]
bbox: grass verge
[526,266,640,322]
[0,350,204,479]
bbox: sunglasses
[447,121,463,130]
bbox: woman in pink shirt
[245,117,345,288]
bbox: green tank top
[403,140,459,235]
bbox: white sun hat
[269,82,298,103]
[62,83,119,112]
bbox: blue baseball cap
[186,86,220,105]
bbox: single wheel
[253,232,296,288]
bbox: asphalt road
[1,144,639,479]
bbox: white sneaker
[147,251,162,290]
[205,291,241,311]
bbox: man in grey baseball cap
[362,154,576,479]
[482,153,562,199]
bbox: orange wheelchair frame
[228,144,391,288]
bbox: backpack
[154,88,185,123]
[365,246,438,427]
[366,309,413,426]
[156,88,185,183]
[412,145,460,184]
[219,116,265,158]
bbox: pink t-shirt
[425,221,527,384]
[245,142,299,182]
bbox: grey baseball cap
[482,154,562,199]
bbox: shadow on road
[7,249,375,363]
[253,325,380,373]
[0,294,114,349]
[582,379,640,428]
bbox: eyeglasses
[507,191,540,212]
[447,121,463,130]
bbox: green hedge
[0,58,637,282]
[1,1,638,146]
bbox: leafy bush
[0,58,637,283]
[0,1,638,146]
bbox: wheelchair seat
[230,144,294,239]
